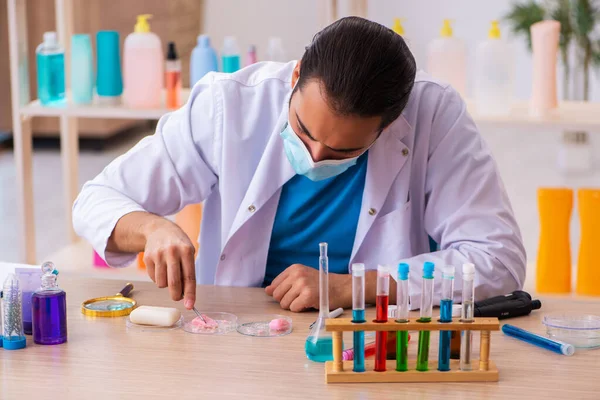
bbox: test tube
[416,261,435,371]
[395,263,410,372]
[318,243,330,319]
[438,265,455,371]
[460,263,476,371]
[351,263,366,372]
[2,274,27,350]
[374,265,390,372]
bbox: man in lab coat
[73,17,526,312]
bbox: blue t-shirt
[263,153,369,286]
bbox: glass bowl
[237,314,293,337]
[543,313,600,349]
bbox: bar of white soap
[130,306,181,327]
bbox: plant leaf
[504,1,547,49]
[549,0,573,52]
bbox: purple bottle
[32,261,67,345]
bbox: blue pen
[502,324,575,356]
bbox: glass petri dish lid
[543,313,600,348]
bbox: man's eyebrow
[296,113,365,153]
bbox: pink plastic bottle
[123,14,163,109]
[530,20,560,117]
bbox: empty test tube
[395,263,410,372]
[351,263,366,372]
[417,262,435,371]
[438,265,455,371]
[374,265,390,372]
[460,263,476,371]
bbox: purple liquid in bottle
[32,290,67,345]
[32,261,68,345]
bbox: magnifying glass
[81,283,137,317]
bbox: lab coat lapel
[226,104,295,244]
[350,117,412,262]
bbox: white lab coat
[73,61,526,307]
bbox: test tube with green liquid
[416,262,435,371]
[395,263,410,372]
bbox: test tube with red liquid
[374,265,390,372]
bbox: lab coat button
[248,205,256,213]
[402,148,409,157]
[368,208,377,216]
[220,254,226,261]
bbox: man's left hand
[264,264,351,312]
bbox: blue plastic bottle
[70,34,94,104]
[36,32,65,105]
[190,34,218,87]
[221,36,241,73]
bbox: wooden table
[1,277,599,399]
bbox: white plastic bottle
[266,37,286,62]
[427,20,467,97]
[474,21,515,116]
[123,14,163,108]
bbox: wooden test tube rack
[325,317,500,384]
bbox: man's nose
[306,142,329,163]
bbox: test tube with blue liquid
[460,263,476,371]
[351,263,366,372]
[438,265,455,371]
[305,243,335,362]
[395,263,410,372]
[417,262,435,371]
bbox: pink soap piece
[269,318,291,332]
[191,315,218,329]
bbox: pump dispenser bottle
[123,14,163,108]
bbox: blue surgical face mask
[280,122,364,181]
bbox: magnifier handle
[119,283,134,297]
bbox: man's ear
[291,61,301,89]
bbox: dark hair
[296,16,416,129]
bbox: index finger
[181,247,197,309]
[265,267,291,295]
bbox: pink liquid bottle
[32,261,67,345]
[123,14,163,109]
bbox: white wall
[202,0,600,101]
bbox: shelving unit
[7,0,600,265]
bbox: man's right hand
[107,212,197,309]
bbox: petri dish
[543,313,600,348]
[182,312,238,335]
[126,315,183,332]
[237,314,293,337]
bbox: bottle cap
[488,20,501,39]
[392,18,405,36]
[167,42,178,60]
[352,263,365,276]
[198,34,210,47]
[248,45,256,53]
[398,263,409,280]
[377,264,390,277]
[2,336,26,350]
[134,14,152,33]
[462,262,475,276]
[440,19,453,37]
[223,36,239,54]
[442,265,455,278]
[43,31,57,46]
[423,262,435,279]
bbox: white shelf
[20,89,191,120]
[466,100,600,131]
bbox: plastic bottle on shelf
[474,21,514,116]
[266,37,286,62]
[392,18,411,50]
[165,42,182,109]
[123,14,163,108]
[427,20,467,97]
[246,45,258,66]
[36,31,65,105]
[190,34,218,87]
[70,34,93,105]
[221,36,241,73]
